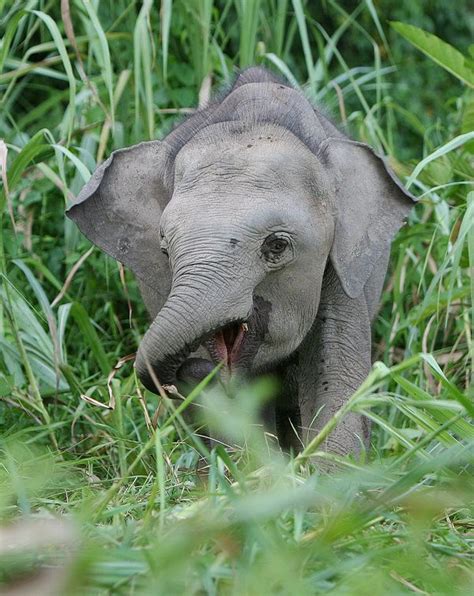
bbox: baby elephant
[68,67,415,457]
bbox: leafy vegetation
[0,1,473,594]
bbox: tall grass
[0,1,473,594]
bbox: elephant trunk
[135,276,253,392]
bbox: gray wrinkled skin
[67,67,416,459]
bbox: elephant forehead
[161,183,333,251]
[173,126,324,196]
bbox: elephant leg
[275,362,303,453]
[275,404,302,454]
[295,264,372,458]
[174,349,221,448]
[260,401,277,435]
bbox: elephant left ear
[319,138,417,298]
[66,141,172,293]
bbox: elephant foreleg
[296,264,372,458]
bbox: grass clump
[0,1,473,594]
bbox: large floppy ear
[66,141,171,294]
[319,138,417,298]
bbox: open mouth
[208,321,248,370]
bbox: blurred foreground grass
[0,1,473,594]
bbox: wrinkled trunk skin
[135,276,253,393]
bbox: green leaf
[161,0,172,82]
[405,131,474,189]
[0,130,54,212]
[133,0,155,138]
[390,21,474,88]
[392,374,474,440]
[82,0,115,126]
[29,10,77,141]
[239,0,262,69]
[421,353,474,418]
[0,10,27,73]
[69,302,111,376]
[291,0,315,88]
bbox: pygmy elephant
[67,67,415,457]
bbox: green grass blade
[69,302,111,376]
[0,9,27,74]
[468,192,474,388]
[291,0,315,89]
[29,10,77,142]
[133,0,154,138]
[81,0,115,127]
[238,0,262,68]
[161,0,172,82]
[406,132,474,189]
[390,21,474,88]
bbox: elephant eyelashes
[266,236,288,253]
[160,233,169,257]
[261,233,292,267]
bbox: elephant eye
[262,233,290,262]
[267,237,288,253]
[263,234,288,253]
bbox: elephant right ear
[319,138,416,298]
[66,141,171,293]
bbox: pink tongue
[214,330,230,364]
[214,325,246,366]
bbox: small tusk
[163,384,178,395]
[242,322,249,332]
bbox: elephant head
[67,68,415,395]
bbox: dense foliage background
[0,1,473,594]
